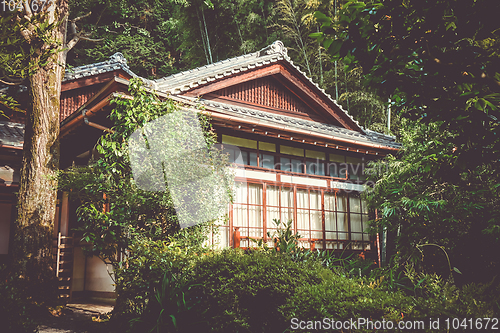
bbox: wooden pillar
[52,194,61,239]
[60,192,70,236]
[321,189,326,250]
[293,186,297,234]
[234,227,240,248]
[263,183,267,242]
[229,203,233,247]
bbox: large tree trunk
[13,1,68,292]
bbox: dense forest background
[68,0,394,135]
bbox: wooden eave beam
[60,93,114,137]
[207,110,397,155]
[60,76,131,137]
[61,69,132,92]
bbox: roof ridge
[152,41,365,134]
[63,52,138,82]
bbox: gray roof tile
[64,52,138,82]
[187,97,400,149]
[62,41,399,150]
[0,121,24,148]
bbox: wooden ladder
[54,232,74,301]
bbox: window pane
[311,210,322,232]
[266,185,279,206]
[325,211,336,232]
[234,183,247,203]
[248,184,262,204]
[351,213,363,233]
[349,196,361,213]
[328,163,340,177]
[361,199,369,214]
[241,151,248,165]
[317,162,325,175]
[259,141,276,152]
[297,189,309,209]
[337,193,347,212]
[280,157,291,171]
[233,204,247,227]
[329,154,345,163]
[307,160,325,175]
[324,192,335,211]
[337,212,348,233]
[249,152,258,166]
[260,153,274,169]
[310,191,321,210]
[222,135,257,149]
[306,150,325,160]
[291,159,302,173]
[281,187,294,208]
[297,209,309,231]
[346,156,363,164]
[281,145,304,157]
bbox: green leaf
[328,40,343,56]
[309,32,323,38]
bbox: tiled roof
[187,97,400,149]
[0,121,24,148]
[153,41,364,133]
[63,52,138,82]
[61,42,400,150]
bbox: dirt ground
[38,303,113,333]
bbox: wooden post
[234,227,240,248]
[60,192,70,236]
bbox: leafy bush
[0,265,40,333]
[280,273,416,332]
[188,249,329,332]
[112,237,199,332]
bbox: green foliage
[314,0,500,187]
[59,78,232,264]
[188,249,326,332]
[363,119,500,283]
[0,11,62,115]
[112,237,199,332]
[314,2,500,277]
[253,218,301,254]
[60,78,233,330]
[67,0,392,132]
[0,265,43,333]
[281,272,415,330]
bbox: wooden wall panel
[214,77,314,116]
[60,85,102,122]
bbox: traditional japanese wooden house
[0,41,399,301]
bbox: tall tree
[313,0,500,281]
[1,1,97,290]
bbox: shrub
[112,237,198,332]
[188,248,330,332]
[0,265,40,333]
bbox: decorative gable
[206,76,329,123]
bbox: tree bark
[13,0,69,290]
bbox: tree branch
[79,36,104,42]
[23,0,33,19]
[66,11,102,51]
[0,78,24,85]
